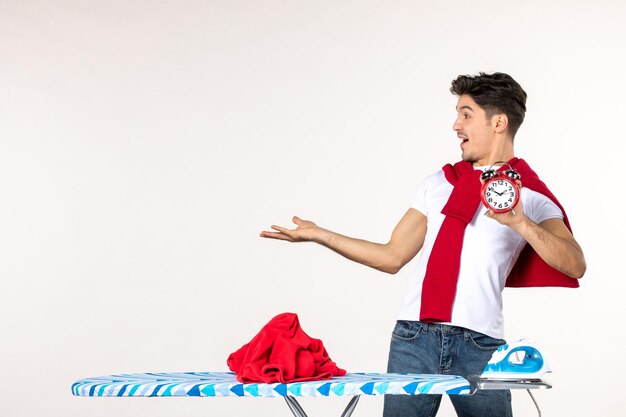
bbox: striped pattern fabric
[72,372,471,397]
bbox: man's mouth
[458,135,469,147]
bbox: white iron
[480,339,552,381]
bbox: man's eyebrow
[456,105,474,112]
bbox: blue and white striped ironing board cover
[72,372,471,397]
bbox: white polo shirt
[397,167,563,339]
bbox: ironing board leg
[340,395,360,417]
[284,396,309,417]
[283,395,361,417]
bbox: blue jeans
[383,321,512,417]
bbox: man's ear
[493,113,508,133]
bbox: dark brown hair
[450,72,527,137]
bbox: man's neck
[474,137,515,167]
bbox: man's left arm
[487,202,586,279]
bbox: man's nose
[452,117,461,131]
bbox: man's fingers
[260,231,295,242]
[260,217,312,243]
[271,225,292,234]
[271,225,299,240]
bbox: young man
[261,72,586,416]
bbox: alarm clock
[480,162,521,213]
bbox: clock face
[481,177,520,212]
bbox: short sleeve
[524,188,563,224]
[410,176,431,216]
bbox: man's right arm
[260,208,427,274]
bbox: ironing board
[72,371,473,417]
[73,371,551,417]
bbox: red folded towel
[227,313,346,383]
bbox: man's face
[453,94,497,166]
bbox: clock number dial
[480,175,520,213]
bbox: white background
[1,1,625,416]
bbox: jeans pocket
[391,320,422,341]
[466,330,506,351]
